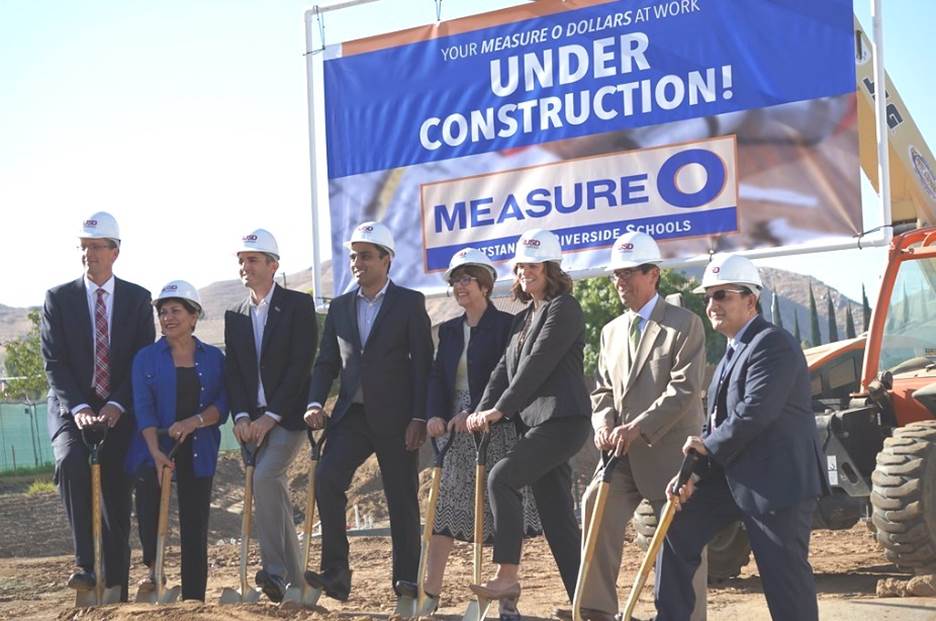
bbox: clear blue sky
[1,0,932,308]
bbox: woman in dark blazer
[128,280,228,601]
[466,229,591,608]
[419,249,541,614]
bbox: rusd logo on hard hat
[712,266,721,273]
[162,284,178,293]
[617,243,635,252]
[521,239,541,248]
[84,220,98,227]
[358,225,374,233]
[243,234,258,242]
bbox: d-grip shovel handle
[431,428,457,467]
[155,428,183,461]
[81,422,109,463]
[307,427,326,461]
[599,451,619,484]
[240,441,262,467]
[473,430,492,466]
[670,448,702,495]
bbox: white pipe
[305,12,326,307]
[309,0,382,15]
[871,0,893,246]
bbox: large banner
[319,0,859,297]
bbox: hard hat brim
[443,264,497,282]
[606,258,662,272]
[343,240,395,258]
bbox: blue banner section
[424,207,737,270]
[324,0,855,179]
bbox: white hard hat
[443,247,496,282]
[344,221,395,257]
[79,211,120,245]
[607,231,662,271]
[236,228,280,260]
[154,279,204,318]
[510,228,563,266]
[693,254,763,294]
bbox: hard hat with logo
[607,231,662,271]
[345,221,395,257]
[153,279,204,318]
[443,247,496,282]
[236,228,280,260]
[510,228,563,266]
[693,253,763,294]
[79,211,120,245]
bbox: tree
[826,292,839,342]
[862,284,872,331]
[2,310,48,402]
[793,311,803,344]
[845,304,857,339]
[770,291,783,329]
[808,284,821,347]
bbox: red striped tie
[92,289,110,400]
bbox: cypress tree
[770,292,783,329]
[794,311,802,344]
[862,284,872,331]
[826,292,839,342]
[809,284,822,346]
[845,304,857,338]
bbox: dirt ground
[0,446,932,620]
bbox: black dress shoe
[255,569,286,603]
[67,569,95,591]
[304,566,352,601]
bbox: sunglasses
[703,289,749,304]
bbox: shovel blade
[462,597,492,621]
[134,584,158,604]
[281,583,322,608]
[395,594,417,618]
[158,585,181,604]
[75,585,122,607]
[219,586,261,604]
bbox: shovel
[462,431,492,621]
[75,422,122,607]
[396,428,457,617]
[219,441,263,604]
[620,449,701,621]
[135,430,182,604]
[572,453,619,621]
[282,428,327,608]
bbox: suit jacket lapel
[259,285,284,359]
[72,278,94,357]
[110,278,126,361]
[508,304,534,377]
[237,298,259,367]
[625,298,664,393]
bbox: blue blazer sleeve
[131,347,159,431]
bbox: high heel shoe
[468,581,521,601]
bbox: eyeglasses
[608,268,639,282]
[78,243,113,253]
[449,275,478,287]
[703,289,749,304]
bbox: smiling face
[349,241,390,290]
[238,251,277,291]
[514,262,546,300]
[157,299,198,338]
[449,266,490,309]
[611,264,659,311]
[704,285,758,337]
[79,238,119,284]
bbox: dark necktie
[92,289,111,400]
[712,345,735,429]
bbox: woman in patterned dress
[421,248,542,613]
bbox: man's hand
[405,420,427,451]
[682,435,708,457]
[304,406,327,430]
[466,408,504,433]
[448,410,470,433]
[73,408,98,429]
[426,417,447,438]
[609,422,642,456]
[666,472,696,511]
[99,403,123,429]
[594,426,614,451]
[250,415,277,445]
[233,417,252,443]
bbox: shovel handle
[431,428,457,467]
[307,427,327,461]
[599,451,619,483]
[473,430,491,466]
[671,448,701,495]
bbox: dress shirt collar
[85,275,115,297]
[631,293,659,326]
[357,278,390,303]
[250,282,277,310]
[727,314,758,349]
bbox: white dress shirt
[234,283,281,423]
[73,275,123,414]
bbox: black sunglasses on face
[703,289,749,304]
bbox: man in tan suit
[577,231,707,621]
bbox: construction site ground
[1,443,934,620]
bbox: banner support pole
[871,0,893,244]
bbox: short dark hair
[451,265,494,298]
[511,261,573,302]
[155,298,200,317]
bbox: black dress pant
[135,441,213,601]
[488,415,590,602]
[316,406,420,592]
[51,415,133,600]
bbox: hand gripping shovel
[136,430,182,604]
[572,452,619,621]
[283,428,327,608]
[75,423,122,607]
[462,431,493,621]
[620,449,701,621]
[396,429,457,617]
[219,441,263,604]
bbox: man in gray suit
[573,232,707,621]
[304,221,433,604]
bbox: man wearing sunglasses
[656,253,827,621]
[567,231,707,621]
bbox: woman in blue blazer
[128,280,228,601]
[419,249,541,616]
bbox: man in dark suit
[304,221,433,603]
[655,254,828,621]
[224,228,318,602]
[41,212,155,599]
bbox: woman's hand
[448,410,470,433]
[150,449,174,481]
[168,418,197,444]
[426,417,447,438]
[466,408,505,433]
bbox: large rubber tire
[871,420,936,572]
[632,501,751,583]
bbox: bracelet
[196,413,205,428]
